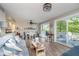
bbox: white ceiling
[1,3,79,24]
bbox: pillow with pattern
[15,36,21,43]
[5,38,22,51]
[3,38,22,56]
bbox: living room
[0,3,79,56]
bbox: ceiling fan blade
[32,22,37,24]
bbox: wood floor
[26,40,70,56]
[44,42,70,56]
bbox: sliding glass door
[68,17,79,46]
[40,23,50,42]
[56,20,67,44]
[55,17,79,47]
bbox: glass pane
[67,17,79,46]
[42,23,49,32]
[56,20,67,44]
[41,23,49,37]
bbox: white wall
[0,9,7,28]
[0,9,7,36]
[0,10,5,20]
[49,20,54,34]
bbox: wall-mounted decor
[5,28,12,33]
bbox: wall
[0,9,7,36]
[5,16,16,33]
[0,9,7,27]
[0,9,16,36]
[0,10,5,20]
[15,20,38,36]
[49,20,54,34]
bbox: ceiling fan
[29,20,37,25]
[24,20,37,30]
[43,3,52,12]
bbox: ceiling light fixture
[43,3,52,12]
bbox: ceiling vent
[43,3,52,12]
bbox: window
[68,17,79,46]
[57,20,66,32]
[56,20,67,44]
[41,23,49,32]
[42,23,49,32]
[55,16,79,47]
[40,23,50,37]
